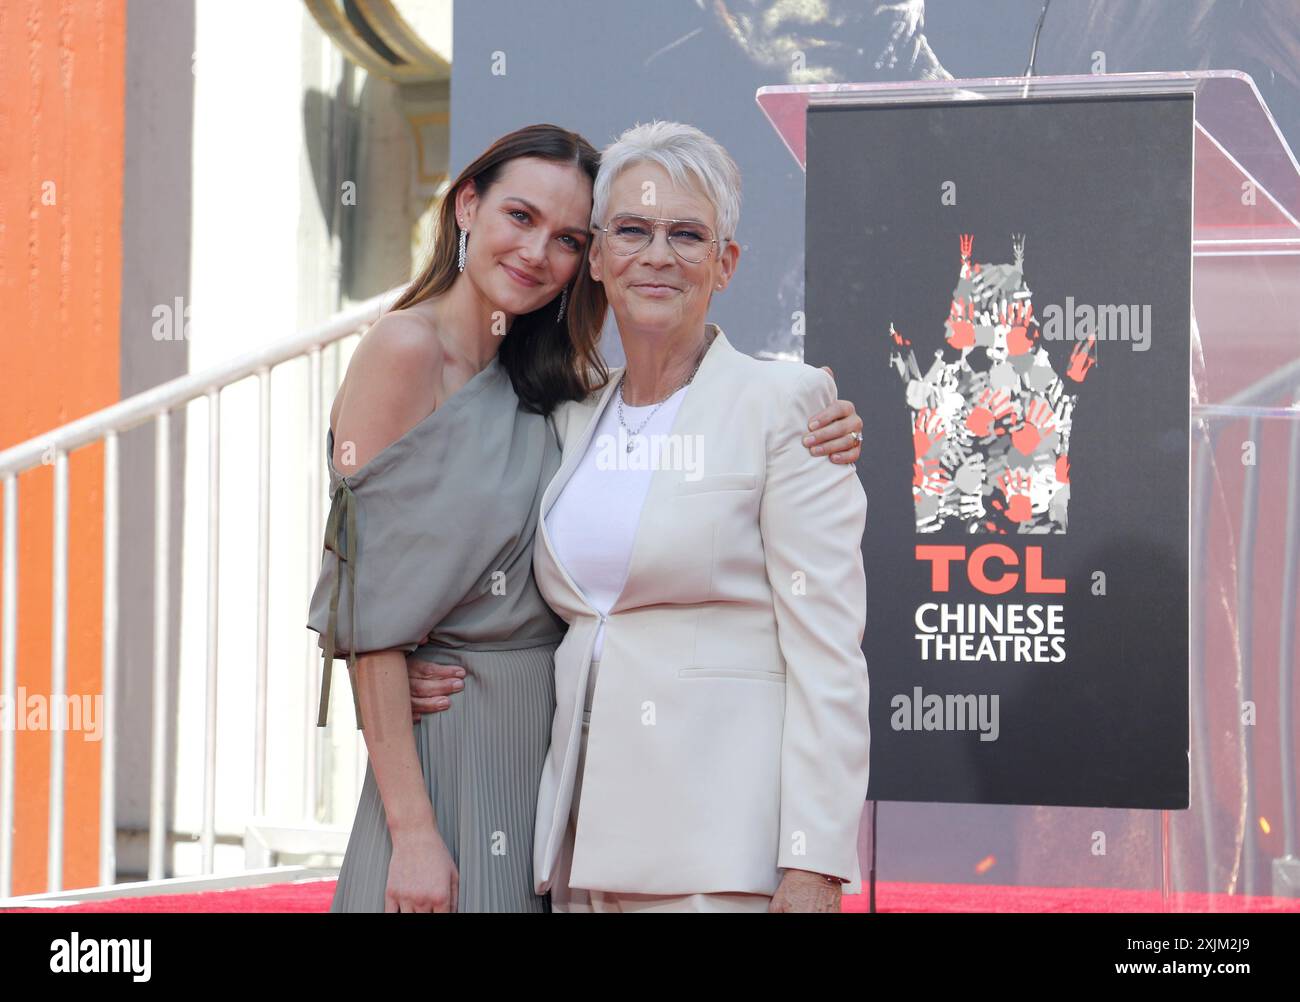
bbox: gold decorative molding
[304,0,451,84]
[354,0,450,74]
[407,110,451,188]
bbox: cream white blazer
[532,326,870,897]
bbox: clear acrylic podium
[758,72,1300,910]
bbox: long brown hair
[389,124,608,414]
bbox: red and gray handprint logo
[886,234,1097,533]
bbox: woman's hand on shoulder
[799,365,862,464]
[332,312,443,474]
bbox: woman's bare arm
[332,313,458,910]
[355,651,457,911]
[354,650,437,831]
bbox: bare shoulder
[331,310,445,472]
[347,309,444,392]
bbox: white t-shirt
[545,381,689,660]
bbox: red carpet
[5,879,1298,913]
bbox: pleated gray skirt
[330,641,559,913]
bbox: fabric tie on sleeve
[320,479,366,730]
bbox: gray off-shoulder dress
[305,353,566,912]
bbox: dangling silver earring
[457,227,468,272]
[556,287,568,323]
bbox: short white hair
[592,120,742,243]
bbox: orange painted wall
[0,0,125,895]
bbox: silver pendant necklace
[617,328,715,452]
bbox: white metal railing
[0,285,402,896]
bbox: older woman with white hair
[532,121,871,913]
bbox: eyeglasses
[591,213,724,264]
